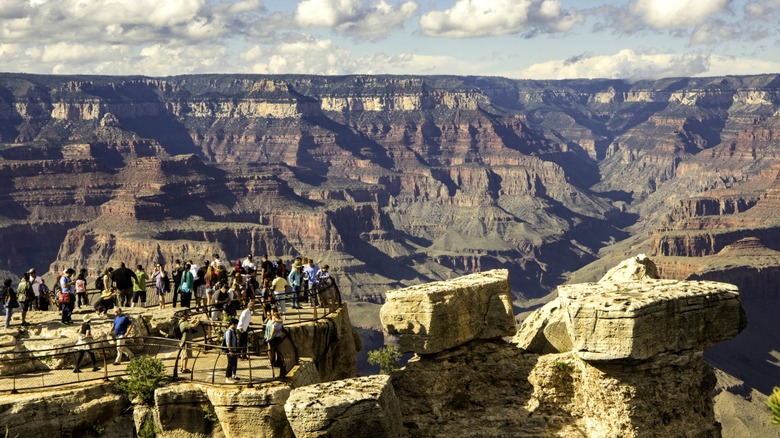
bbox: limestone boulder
[284,375,403,438]
[560,279,747,361]
[513,298,572,354]
[380,269,515,355]
[598,253,659,283]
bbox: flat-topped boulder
[284,375,402,438]
[561,279,747,361]
[380,269,515,355]
[516,256,748,362]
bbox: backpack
[173,321,183,339]
[57,291,71,304]
[94,276,104,291]
[163,276,171,293]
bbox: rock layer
[380,269,515,354]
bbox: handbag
[7,299,19,309]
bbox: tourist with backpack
[58,268,76,325]
[176,312,200,374]
[17,273,34,326]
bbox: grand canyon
[0,73,778,433]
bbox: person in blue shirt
[112,307,134,365]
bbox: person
[112,307,134,365]
[28,269,42,311]
[271,271,289,316]
[73,314,99,373]
[317,264,334,310]
[265,310,285,373]
[18,273,34,326]
[177,312,201,374]
[152,264,168,309]
[171,259,184,308]
[224,318,239,383]
[179,263,194,308]
[3,279,18,329]
[237,301,253,358]
[198,264,213,311]
[303,259,319,306]
[241,254,255,274]
[260,255,274,284]
[59,268,76,325]
[94,288,116,316]
[112,263,137,308]
[245,268,258,303]
[287,260,304,309]
[75,271,88,308]
[38,278,50,311]
[131,265,148,308]
[212,254,223,269]
[276,259,288,280]
[211,284,228,322]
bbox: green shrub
[115,356,167,405]
[769,387,780,426]
[137,419,160,438]
[554,361,571,372]
[367,345,401,375]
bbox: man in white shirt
[241,254,255,273]
[28,268,42,310]
[237,301,253,358]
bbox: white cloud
[295,0,418,38]
[629,0,731,29]
[516,49,712,81]
[419,0,582,38]
[253,37,356,74]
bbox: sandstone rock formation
[380,269,515,354]
[388,259,746,437]
[284,375,402,438]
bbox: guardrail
[0,278,345,393]
[0,333,291,394]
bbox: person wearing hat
[287,260,304,309]
[94,287,117,316]
[17,272,34,326]
[73,314,99,373]
[178,312,201,373]
[224,318,240,383]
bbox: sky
[0,0,779,81]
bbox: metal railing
[0,278,343,393]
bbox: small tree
[367,345,401,375]
[115,356,167,405]
[769,387,780,426]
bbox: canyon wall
[1,73,779,305]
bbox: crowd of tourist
[0,253,335,381]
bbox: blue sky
[0,0,778,80]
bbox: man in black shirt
[171,259,184,308]
[112,263,138,307]
[260,255,275,283]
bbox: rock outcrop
[380,269,515,354]
[385,257,746,437]
[284,375,402,438]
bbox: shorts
[132,290,147,303]
[20,300,33,312]
[197,285,208,299]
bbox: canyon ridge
[0,73,778,433]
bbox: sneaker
[113,361,121,366]
[232,376,240,380]
[225,378,235,384]
[92,367,100,371]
